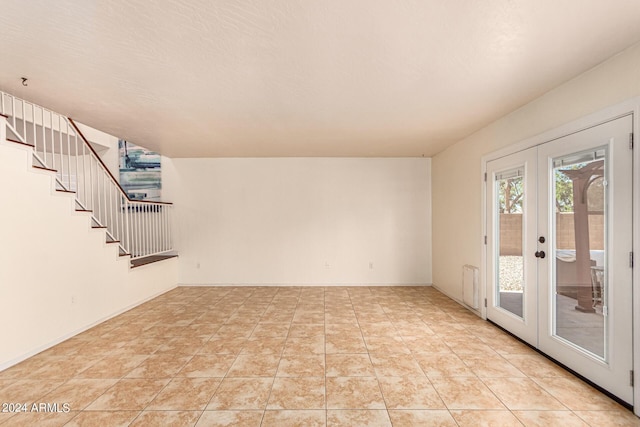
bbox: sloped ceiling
[1,1,640,157]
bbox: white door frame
[480,98,640,413]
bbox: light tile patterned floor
[1,286,638,426]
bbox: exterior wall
[163,157,432,286]
[0,135,178,369]
[556,213,604,250]
[499,214,523,256]
[499,213,604,254]
[432,41,640,302]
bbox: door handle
[535,251,546,259]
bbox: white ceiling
[1,1,640,158]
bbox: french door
[486,115,633,404]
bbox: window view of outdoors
[554,156,605,358]
[496,172,524,318]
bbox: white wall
[0,135,178,369]
[431,41,640,302]
[163,157,431,285]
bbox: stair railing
[1,91,173,259]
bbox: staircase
[0,91,174,264]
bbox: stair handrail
[67,119,174,260]
[1,91,173,259]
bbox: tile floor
[0,286,638,426]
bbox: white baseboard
[431,283,482,318]
[178,282,433,287]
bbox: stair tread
[32,165,56,172]
[7,137,34,147]
[91,226,107,229]
[56,189,75,194]
[131,254,178,268]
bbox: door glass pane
[553,148,606,358]
[495,168,524,318]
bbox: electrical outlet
[71,296,76,304]
[196,262,200,269]
[369,262,373,269]
[325,262,330,268]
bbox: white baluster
[31,104,36,153]
[21,99,26,141]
